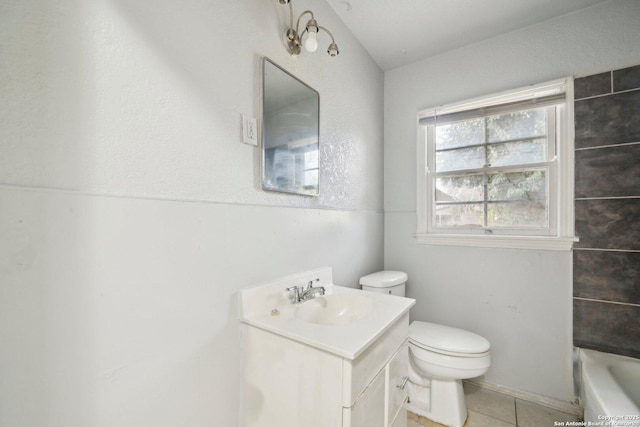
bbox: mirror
[262,58,319,196]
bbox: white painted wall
[0,0,383,426]
[384,0,640,402]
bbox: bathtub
[581,349,640,427]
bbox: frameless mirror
[262,58,319,196]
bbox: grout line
[575,141,640,151]
[573,247,640,253]
[474,411,518,427]
[611,71,614,94]
[574,85,639,101]
[514,397,519,427]
[575,196,640,200]
[574,297,640,308]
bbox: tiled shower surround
[573,64,640,359]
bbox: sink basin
[240,268,416,358]
[295,294,375,325]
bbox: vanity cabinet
[343,366,385,427]
[241,312,410,427]
[343,342,409,427]
[387,344,409,425]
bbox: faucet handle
[285,286,300,303]
[305,278,320,290]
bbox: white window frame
[415,78,578,251]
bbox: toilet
[360,271,491,427]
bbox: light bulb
[305,31,318,53]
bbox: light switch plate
[242,114,258,146]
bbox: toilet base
[406,378,467,427]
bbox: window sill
[414,233,578,251]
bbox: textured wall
[573,64,640,359]
[0,0,382,211]
[384,0,640,403]
[0,0,384,426]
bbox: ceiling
[325,0,611,71]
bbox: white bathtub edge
[580,348,640,425]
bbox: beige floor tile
[409,385,582,427]
[407,412,447,427]
[515,399,581,427]
[465,410,516,427]
[463,382,517,424]
[407,410,516,427]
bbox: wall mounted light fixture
[278,0,340,57]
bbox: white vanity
[239,268,415,427]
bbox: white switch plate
[242,114,258,146]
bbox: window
[303,149,319,189]
[416,78,577,250]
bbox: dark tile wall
[573,64,640,359]
[574,71,610,99]
[574,91,640,149]
[575,199,640,250]
[575,143,640,198]
[574,251,640,304]
[574,299,640,358]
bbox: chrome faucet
[286,278,325,303]
[301,278,325,301]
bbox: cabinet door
[343,367,385,427]
[386,343,409,426]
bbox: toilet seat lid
[410,321,490,355]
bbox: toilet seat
[410,321,490,357]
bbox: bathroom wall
[0,1,383,426]
[573,64,640,359]
[384,0,640,403]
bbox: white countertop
[239,268,415,360]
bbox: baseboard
[463,379,583,416]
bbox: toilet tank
[359,271,408,297]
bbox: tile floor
[408,382,582,427]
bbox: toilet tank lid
[359,271,408,288]
[410,321,491,354]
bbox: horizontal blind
[419,93,565,126]
[418,78,568,126]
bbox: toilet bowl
[360,271,492,427]
[408,321,491,427]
